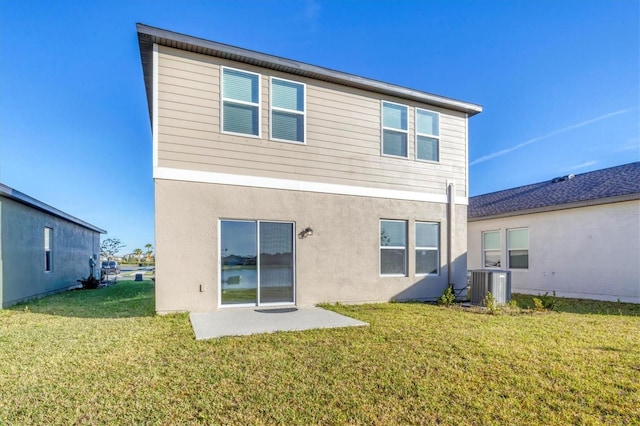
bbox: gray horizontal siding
[156,46,468,197]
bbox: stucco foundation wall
[155,179,468,313]
[0,196,101,308]
[468,200,640,303]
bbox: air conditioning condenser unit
[469,270,511,306]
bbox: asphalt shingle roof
[469,162,640,219]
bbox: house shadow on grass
[8,280,156,319]
[385,259,639,317]
[511,293,640,316]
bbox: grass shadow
[377,294,639,317]
[511,293,640,316]
[8,280,155,319]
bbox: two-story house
[137,24,482,313]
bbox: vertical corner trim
[464,113,469,199]
[152,43,159,170]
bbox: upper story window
[507,228,529,269]
[44,227,52,272]
[380,220,407,276]
[416,222,440,275]
[381,102,408,158]
[416,108,439,162]
[270,78,305,143]
[482,231,501,268]
[222,67,260,137]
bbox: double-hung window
[416,108,439,162]
[416,222,439,275]
[507,228,529,269]
[271,78,305,143]
[222,67,260,136]
[381,102,408,157]
[44,227,52,272]
[380,220,407,275]
[482,231,501,268]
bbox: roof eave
[468,193,640,221]
[0,183,107,234]
[136,23,483,120]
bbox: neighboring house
[137,24,482,313]
[0,183,105,308]
[468,162,640,303]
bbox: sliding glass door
[259,222,294,304]
[220,220,295,306]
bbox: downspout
[447,180,455,288]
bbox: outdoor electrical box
[469,270,511,306]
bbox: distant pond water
[221,266,293,289]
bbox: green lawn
[0,282,638,425]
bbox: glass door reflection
[220,220,294,306]
[220,221,257,305]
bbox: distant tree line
[100,238,155,265]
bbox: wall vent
[551,174,575,183]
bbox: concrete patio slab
[190,306,368,339]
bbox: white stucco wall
[468,199,640,303]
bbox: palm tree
[134,248,143,264]
[145,243,153,265]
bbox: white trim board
[152,43,159,169]
[154,166,469,205]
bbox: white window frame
[379,219,407,276]
[507,228,529,270]
[415,107,440,163]
[415,221,440,276]
[482,230,502,269]
[381,101,409,158]
[269,77,306,144]
[220,66,261,138]
[44,227,53,272]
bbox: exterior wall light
[298,227,314,239]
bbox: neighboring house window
[482,231,501,268]
[270,78,305,143]
[508,228,529,269]
[44,227,52,272]
[221,67,260,136]
[416,222,439,275]
[416,108,439,162]
[380,220,407,275]
[381,102,408,157]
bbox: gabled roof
[136,23,482,123]
[0,183,106,233]
[469,162,640,220]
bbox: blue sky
[1,0,638,254]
